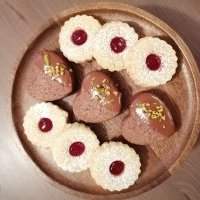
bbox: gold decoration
[91,81,111,105]
[43,53,65,82]
[136,103,166,121]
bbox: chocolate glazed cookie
[27,50,73,101]
[73,71,121,123]
[122,92,175,145]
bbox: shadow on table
[140,5,200,147]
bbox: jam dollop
[110,37,126,53]
[71,29,87,45]
[38,118,53,132]
[109,160,125,176]
[69,141,85,156]
[146,54,161,70]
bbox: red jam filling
[38,118,53,132]
[71,29,87,45]
[69,141,85,156]
[109,160,125,176]
[110,37,126,53]
[146,54,161,70]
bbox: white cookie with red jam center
[90,142,141,191]
[23,102,68,148]
[52,123,100,172]
[93,21,138,71]
[59,15,101,63]
[126,37,178,87]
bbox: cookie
[122,92,176,145]
[93,21,138,71]
[28,50,73,101]
[52,123,99,172]
[59,15,101,63]
[126,37,178,87]
[23,102,68,147]
[73,71,121,123]
[90,142,141,191]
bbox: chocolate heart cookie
[27,50,73,101]
[122,92,175,145]
[73,71,121,123]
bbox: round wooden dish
[11,2,200,199]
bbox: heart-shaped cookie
[122,92,175,145]
[73,71,121,123]
[27,50,73,101]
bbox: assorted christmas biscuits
[23,14,179,191]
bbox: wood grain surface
[0,0,200,200]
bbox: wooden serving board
[11,2,200,199]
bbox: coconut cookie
[23,102,68,148]
[28,50,73,101]
[93,21,138,71]
[126,37,178,87]
[52,123,99,172]
[59,15,101,63]
[90,142,141,191]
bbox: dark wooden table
[1,0,200,199]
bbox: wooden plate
[11,2,200,199]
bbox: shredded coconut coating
[90,142,141,191]
[23,102,68,148]
[52,123,100,172]
[93,21,138,71]
[126,37,178,87]
[59,15,101,63]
